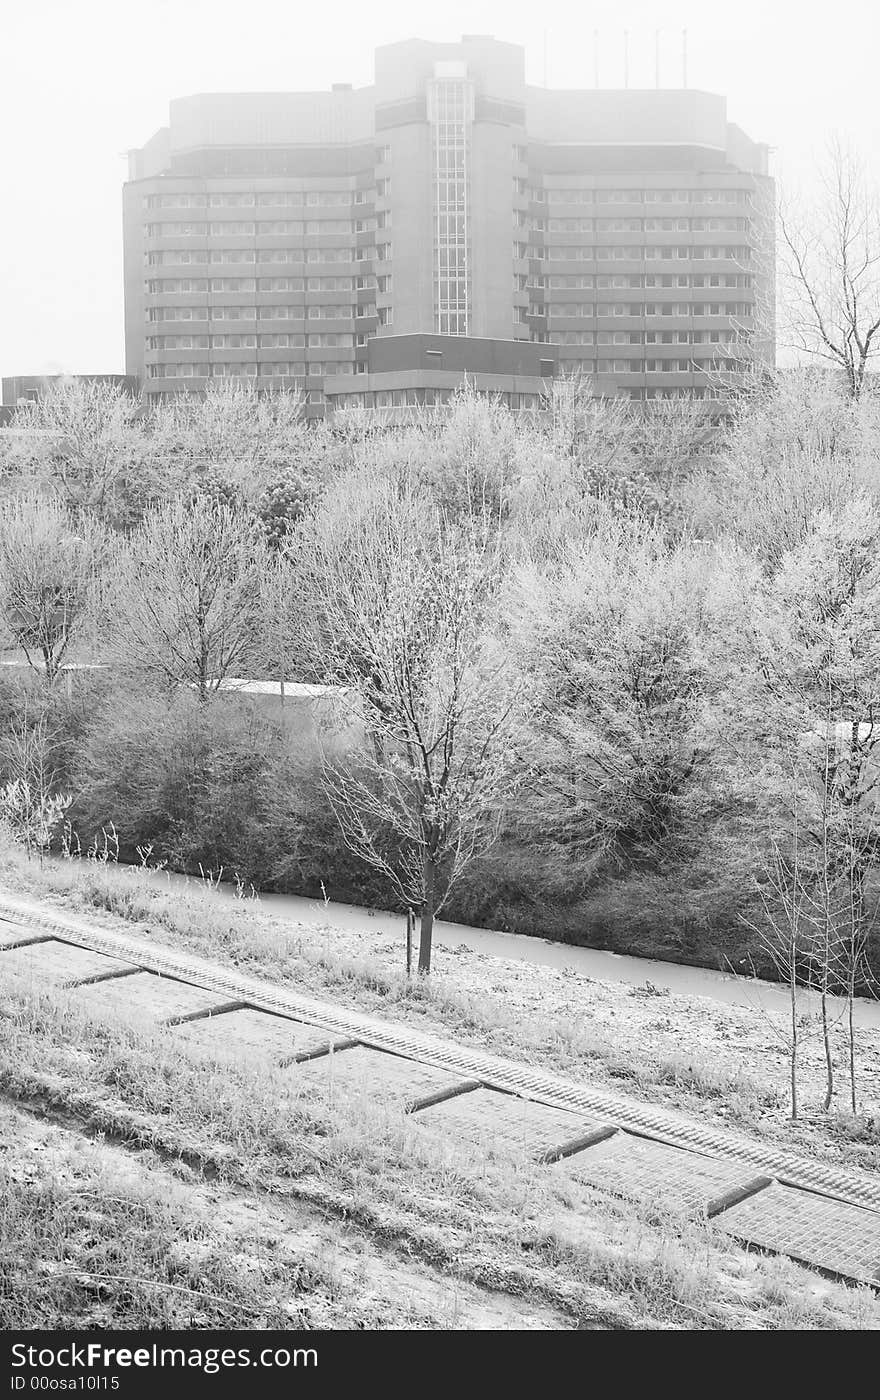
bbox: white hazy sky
[1,0,879,379]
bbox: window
[595,218,641,232]
[260,277,304,292]
[212,363,259,377]
[306,276,353,291]
[143,193,207,210]
[259,333,305,348]
[306,248,355,264]
[145,334,209,350]
[144,250,209,266]
[145,222,208,237]
[258,306,301,320]
[305,191,352,208]
[146,306,209,322]
[210,278,256,292]
[308,305,353,320]
[209,307,257,321]
[210,250,255,264]
[145,279,208,295]
[306,220,352,235]
[258,220,304,236]
[429,72,473,335]
[209,222,255,236]
[548,218,594,233]
[549,331,595,345]
[310,332,354,348]
[210,334,257,349]
[547,188,593,205]
[257,192,304,207]
[209,193,255,208]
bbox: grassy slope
[1,975,876,1332]
[4,849,878,1176]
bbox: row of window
[142,191,375,210]
[537,188,753,205]
[144,275,389,294]
[542,245,752,262]
[146,306,377,322]
[548,329,740,346]
[146,363,361,379]
[144,220,380,237]
[537,217,749,233]
[144,248,380,266]
[595,358,740,373]
[144,275,391,295]
[146,333,357,350]
[334,387,545,410]
[538,273,752,289]
[545,301,753,318]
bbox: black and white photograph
[1,0,879,1358]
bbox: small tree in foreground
[296,475,519,972]
[0,709,70,862]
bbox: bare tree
[780,140,880,398]
[295,472,519,973]
[2,379,143,520]
[105,496,267,701]
[631,396,716,512]
[743,800,813,1121]
[148,381,308,504]
[735,497,880,1110]
[0,493,104,684]
[257,552,301,703]
[546,371,637,486]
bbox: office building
[123,35,773,410]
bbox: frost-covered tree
[0,493,104,683]
[294,470,518,972]
[105,496,267,701]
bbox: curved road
[144,867,880,1031]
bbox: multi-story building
[123,34,773,409]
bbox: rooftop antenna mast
[682,29,688,88]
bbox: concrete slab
[412,1086,602,1159]
[0,939,138,984]
[0,922,51,947]
[72,971,225,1027]
[174,1007,348,1063]
[295,1043,476,1108]
[716,1180,880,1286]
[560,1130,759,1215]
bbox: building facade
[123,35,773,408]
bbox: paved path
[1,889,879,1291]
[131,864,880,1031]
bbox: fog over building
[123,34,774,413]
